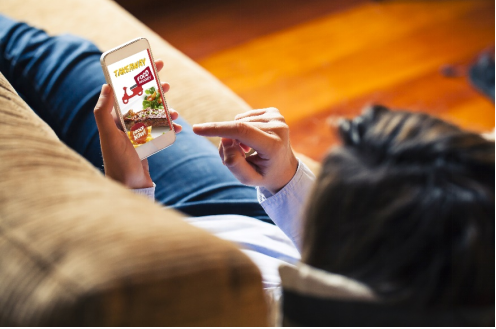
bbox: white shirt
[133,160,316,288]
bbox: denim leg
[0,15,271,223]
[0,15,105,169]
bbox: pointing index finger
[193,121,273,154]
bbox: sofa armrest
[0,73,267,325]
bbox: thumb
[221,138,261,186]
[94,84,118,136]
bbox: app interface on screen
[107,49,172,148]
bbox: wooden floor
[123,0,495,161]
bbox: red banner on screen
[134,66,154,87]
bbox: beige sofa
[0,0,318,326]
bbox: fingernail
[101,84,110,95]
[222,138,234,147]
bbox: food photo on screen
[107,49,172,148]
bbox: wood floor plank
[199,1,480,88]
[289,64,495,160]
[199,0,494,123]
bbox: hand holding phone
[94,60,182,189]
[100,38,176,160]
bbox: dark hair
[302,105,495,308]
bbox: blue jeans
[0,15,271,223]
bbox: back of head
[302,106,495,308]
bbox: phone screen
[107,49,172,148]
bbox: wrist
[108,173,153,189]
[138,178,154,189]
[266,154,299,194]
[133,174,154,189]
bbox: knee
[52,34,102,57]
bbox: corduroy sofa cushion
[0,73,267,325]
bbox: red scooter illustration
[122,84,143,104]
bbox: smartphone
[100,38,175,159]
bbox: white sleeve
[131,183,156,201]
[256,159,316,251]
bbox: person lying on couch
[1,15,494,324]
